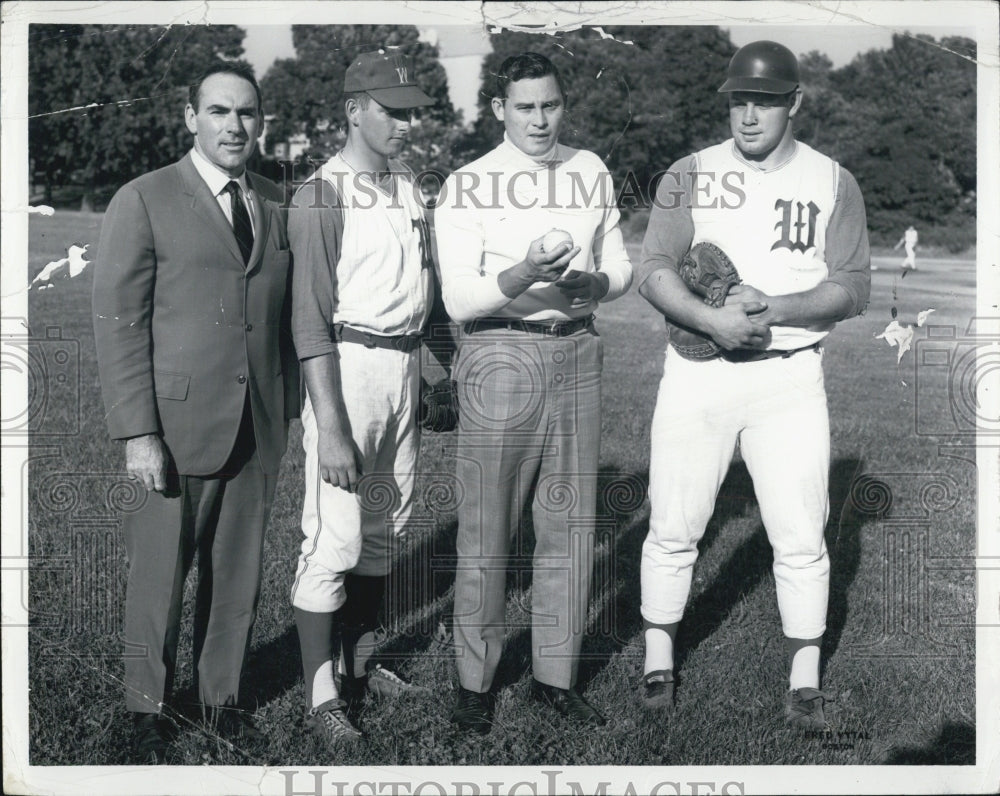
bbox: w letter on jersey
[772,198,820,253]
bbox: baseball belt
[463,314,594,337]
[330,323,423,352]
[721,342,821,363]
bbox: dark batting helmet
[718,40,800,94]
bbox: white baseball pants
[290,343,420,613]
[641,346,830,639]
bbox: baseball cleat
[640,669,675,711]
[307,698,363,743]
[785,687,832,730]
[364,664,430,699]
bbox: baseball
[541,228,573,253]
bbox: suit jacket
[93,152,299,476]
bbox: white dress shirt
[190,146,256,236]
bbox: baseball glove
[669,241,741,360]
[419,378,459,433]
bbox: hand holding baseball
[523,229,581,283]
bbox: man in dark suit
[93,62,297,763]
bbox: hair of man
[494,51,566,103]
[189,61,262,114]
[343,90,373,112]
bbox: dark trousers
[123,402,275,713]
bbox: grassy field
[23,211,976,768]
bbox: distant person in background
[894,225,918,271]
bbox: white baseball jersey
[316,152,432,336]
[288,154,429,613]
[691,140,840,350]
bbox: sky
[242,23,978,126]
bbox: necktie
[224,180,254,265]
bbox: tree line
[28,24,975,250]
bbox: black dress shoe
[203,706,264,744]
[131,712,173,764]
[531,680,606,726]
[450,686,495,735]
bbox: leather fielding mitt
[669,241,742,360]
[419,378,459,433]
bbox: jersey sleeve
[637,156,696,289]
[591,164,633,302]
[288,177,345,360]
[824,166,871,319]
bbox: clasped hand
[709,284,772,350]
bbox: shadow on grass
[822,457,867,670]
[883,721,975,764]
[235,514,463,708]
[489,465,651,690]
[579,456,864,687]
[375,516,460,661]
[234,455,868,706]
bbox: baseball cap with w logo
[344,51,436,109]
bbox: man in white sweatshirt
[434,51,632,735]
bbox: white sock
[643,628,674,675]
[789,645,821,690]
[311,660,338,708]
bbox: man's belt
[721,342,821,363]
[464,315,594,337]
[331,323,422,352]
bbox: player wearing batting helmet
[636,40,871,729]
[287,51,454,744]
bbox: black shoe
[450,686,495,735]
[131,712,173,764]
[203,705,264,744]
[640,669,676,711]
[531,680,606,726]
[336,673,366,710]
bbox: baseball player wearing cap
[636,40,871,730]
[434,52,633,735]
[288,51,450,744]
